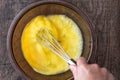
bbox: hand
[70,57,114,80]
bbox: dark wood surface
[0,0,120,80]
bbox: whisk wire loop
[36,28,76,65]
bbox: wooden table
[0,0,120,80]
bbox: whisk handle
[68,59,76,65]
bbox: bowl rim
[7,0,94,80]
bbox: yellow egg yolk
[21,15,83,75]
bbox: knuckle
[92,64,99,68]
[77,57,87,65]
[79,57,86,62]
[80,57,86,60]
[101,67,107,73]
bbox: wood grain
[0,0,120,80]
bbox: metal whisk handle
[68,59,76,65]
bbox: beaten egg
[21,15,83,75]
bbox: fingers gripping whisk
[36,28,76,65]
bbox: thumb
[69,65,77,74]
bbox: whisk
[36,28,76,65]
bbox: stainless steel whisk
[36,28,76,65]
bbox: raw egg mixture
[21,15,83,75]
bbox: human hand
[70,57,114,80]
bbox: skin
[69,57,114,80]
